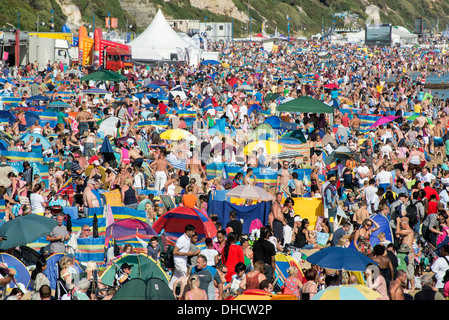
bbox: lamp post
[17,13,20,30]
[287,15,290,41]
[51,9,54,32]
[108,12,111,33]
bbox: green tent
[112,278,176,300]
[248,123,276,142]
[277,95,335,114]
[100,254,169,287]
[80,69,128,82]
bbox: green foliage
[3,0,449,36]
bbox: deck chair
[137,140,151,158]
[160,195,176,210]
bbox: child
[377,232,391,247]
[200,237,220,266]
[229,262,246,295]
[282,266,303,300]
[147,236,161,262]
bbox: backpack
[405,201,419,227]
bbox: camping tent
[152,207,217,244]
[129,9,201,65]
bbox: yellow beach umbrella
[243,140,283,156]
[160,129,196,141]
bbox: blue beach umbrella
[306,246,377,271]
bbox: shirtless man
[396,217,416,290]
[186,150,205,187]
[270,192,286,244]
[389,269,407,300]
[150,151,172,191]
[128,146,144,168]
[353,200,370,229]
[82,179,100,218]
[76,107,91,137]
[277,161,292,193]
[432,120,444,161]
[244,168,256,185]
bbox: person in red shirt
[341,113,350,127]
[158,100,169,121]
[427,194,438,216]
[423,182,440,202]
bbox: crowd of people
[0,37,449,301]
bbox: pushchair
[417,235,439,272]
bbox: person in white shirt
[168,224,196,290]
[364,178,378,214]
[199,237,220,266]
[416,167,436,187]
[356,159,370,187]
[430,245,449,292]
[225,104,235,121]
[376,165,393,192]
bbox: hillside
[0,0,448,37]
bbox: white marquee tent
[129,9,201,65]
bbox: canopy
[277,95,335,113]
[248,123,276,142]
[129,9,193,62]
[80,70,128,82]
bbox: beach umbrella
[100,254,169,287]
[48,101,71,108]
[112,277,176,300]
[82,88,109,95]
[200,59,220,66]
[168,85,189,101]
[225,185,274,201]
[146,83,166,92]
[80,70,128,82]
[243,140,283,156]
[150,80,168,86]
[306,246,377,272]
[0,253,31,291]
[369,115,399,129]
[26,95,50,102]
[311,284,382,300]
[237,84,253,91]
[0,214,58,250]
[160,128,196,141]
[406,114,434,125]
[66,68,82,75]
[324,83,339,90]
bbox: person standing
[252,226,276,283]
[191,254,222,300]
[431,244,449,295]
[323,174,338,232]
[169,224,196,290]
[46,213,70,254]
[150,151,172,191]
[221,232,245,283]
[270,192,285,245]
